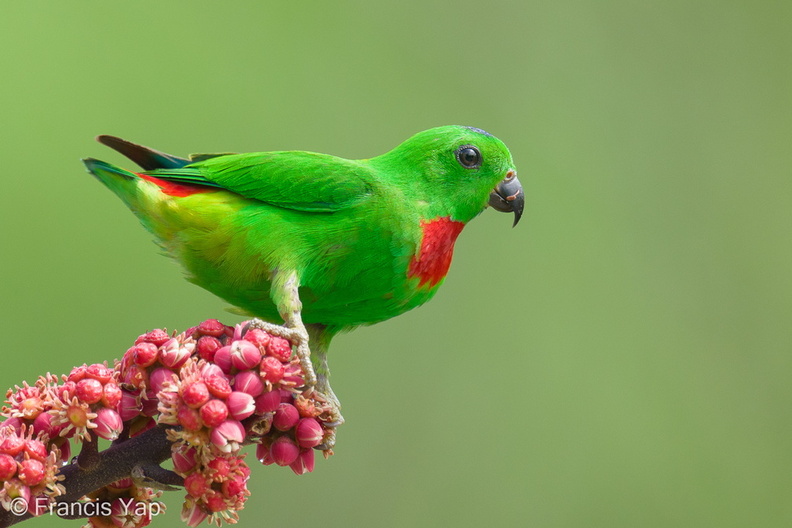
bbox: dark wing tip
[94,135,191,170]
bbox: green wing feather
[146,151,374,213]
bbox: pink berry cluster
[0,319,336,526]
[0,364,123,516]
[118,319,335,525]
[83,478,164,528]
[174,447,250,526]
[0,424,62,515]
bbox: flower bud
[210,420,245,453]
[230,340,261,370]
[160,338,194,369]
[181,497,208,528]
[233,371,264,397]
[148,368,175,395]
[172,446,198,475]
[273,403,299,432]
[94,408,123,441]
[226,391,255,421]
[213,346,232,373]
[289,447,315,475]
[269,436,300,466]
[256,442,274,465]
[295,418,324,448]
[254,391,281,414]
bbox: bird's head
[376,125,523,226]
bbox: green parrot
[84,125,523,428]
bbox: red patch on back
[138,173,213,198]
[408,217,466,287]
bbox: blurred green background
[1,1,790,527]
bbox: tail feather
[83,157,136,180]
[83,157,149,212]
[96,135,191,170]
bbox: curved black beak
[488,171,524,227]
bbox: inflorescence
[0,320,336,527]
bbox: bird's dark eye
[455,145,481,169]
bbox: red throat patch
[408,217,466,287]
[137,173,213,198]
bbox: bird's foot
[247,318,343,449]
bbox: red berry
[137,328,169,346]
[244,328,271,349]
[204,491,227,513]
[200,399,229,428]
[182,381,210,408]
[260,357,284,383]
[184,472,210,498]
[133,342,159,367]
[76,378,103,404]
[18,459,44,486]
[206,457,230,479]
[197,319,226,337]
[102,382,123,409]
[24,438,48,462]
[197,336,222,362]
[204,374,233,400]
[86,363,114,383]
[221,476,247,497]
[67,365,88,383]
[178,406,202,432]
[0,453,17,480]
[265,336,292,362]
[122,365,148,389]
